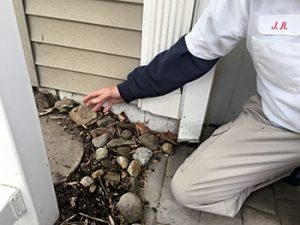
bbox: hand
[83,86,124,112]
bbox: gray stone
[133,147,153,166]
[69,105,97,126]
[242,207,280,225]
[35,91,56,111]
[121,130,133,139]
[138,133,159,150]
[107,138,136,148]
[127,160,142,177]
[161,142,174,155]
[90,127,110,138]
[273,181,300,201]
[100,159,113,168]
[80,176,94,187]
[117,156,129,169]
[116,192,143,223]
[200,212,242,225]
[116,146,132,156]
[92,133,109,148]
[40,116,84,185]
[157,176,200,225]
[245,186,275,215]
[104,172,120,188]
[95,148,108,161]
[54,97,77,113]
[275,199,300,225]
[97,116,115,127]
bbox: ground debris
[34,91,177,225]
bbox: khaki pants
[171,95,300,217]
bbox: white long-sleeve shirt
[186,0,300,133]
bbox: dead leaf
[118,112,129,123]
[135,121,150,135]
[157,131,177,142]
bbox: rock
[34,91,56,111]
[138,133,159,151]
[120,130,133,139]
[97,116,115,127]
[107,138,136,148]
[92,133,109,148]
[117,156,129,169]
[54,97,77,113]
[95,147,108,161]
[104,172,121,188]
[69,105,97,126]
[161,142,174,155]
[101,159,113,168]
[89,184,97,193]
[40,116,84,185]
[69,197,78,208]
[90,127,110,138]
[133,147,153,166]
[119,122,136,131]
[116,146,132,156]
[80,176,94,187]
[123,178,140,193]
[121,171,128,179]
[127,160,141,177]
[91,169,104,179]
[116,192,143,223]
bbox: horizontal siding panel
[33,43,139,80]
[25,0,143,31]
[38,66,122,94]
[28,16,141,58]
[116,0,143,4]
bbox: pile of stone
[35,91,177,225]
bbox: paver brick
[275,199,300,225]
[157,177,200,225]
[200,212,242,225]
[273,181,300,201]
[242,207,281,225]
[142,156,168,225]
[245,186,276,215]
[166,146,195,177]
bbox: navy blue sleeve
[117,36,219,103]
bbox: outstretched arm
[84,0,248,112]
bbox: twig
[38,107,55,116]
[108,215,115,225]
[79,212,109,224]
[59,214,77,225]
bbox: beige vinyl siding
[25,0,143,31]
[33,43,140,80]
[38,66,122,94]
[24,0,143,94]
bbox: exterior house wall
[205,40,257,126]
[24,0,143,94]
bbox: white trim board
[139,0,196,119]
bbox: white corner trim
[139,0,196,119]
[178,0,215,142]
[178,67,215,142]
[0,1,59,224]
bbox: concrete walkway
[143,146,300,225]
